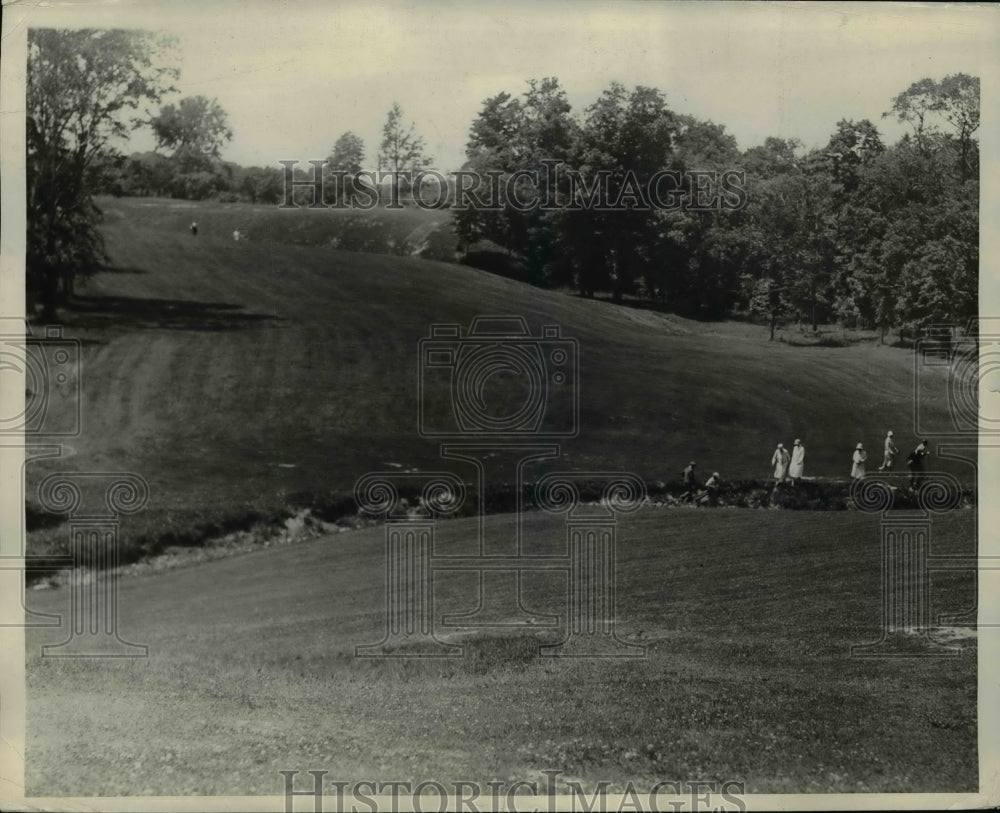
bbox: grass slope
[27,198,970,556]
[100,196,458,258]
[24,204,976,795]
[26,508,976,794]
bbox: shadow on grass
[62,294,281,332]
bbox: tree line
[27,28,978,339]
[452,75,978,338]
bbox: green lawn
[22,198,977,797]
[26,508,976,795]
[26,198,974,561]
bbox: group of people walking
[679,430,931,505]
[770,431,931,487]
[770,439,807,483]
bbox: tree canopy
[455,73,978,337]
[151,95,232,169]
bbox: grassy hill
[23,198,977,796]
[27,507,976,795]
[99,196,459,259]
[26,197,971,558]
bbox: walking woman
[851,442,867,479]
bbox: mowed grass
[100,196,458,257]
[26,508,976,795]
[26,197,972,557]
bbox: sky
[8,1,999,172]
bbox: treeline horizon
[29,30,978,337]
[94,74,980,340]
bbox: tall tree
[565,83,680,301]
[377,102,431,181]
[27,28,178,318]
[328,131,365,177]
[885,73,979,181]
[822,119,884,194]
[455,78,578,286]
[150,95,232,171]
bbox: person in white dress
[851,443,867,479]
[789,439,805,481]
[771,443,790,482]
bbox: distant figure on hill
[907,439,930,487]
[789,439,805,481]
[851,443,867,479]
[681,461,698,502]
[878,430,899,471]
[771,443,790,482]
[232,229,241,242]
[190,221,198,236]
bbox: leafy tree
[328,131,365,178]
[237,166,284,204]
[465,91,523,167]
[745,275,793,341]
[822,119,884,194]
[377,102,431,190]
[151,95,232,169]
[122,151,174,197]
[885,73,979,180]
[149,94,232,198]
[741,136,803,181]
[736,168,838,333]
[27,28,178,318]
[455,78,578,286]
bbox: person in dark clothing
[190,221,198,236]
[681,461,698,502]
[907,439,930,488]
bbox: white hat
[887,430,893,437]
[856,442,864,449]
[794,438,801,444]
